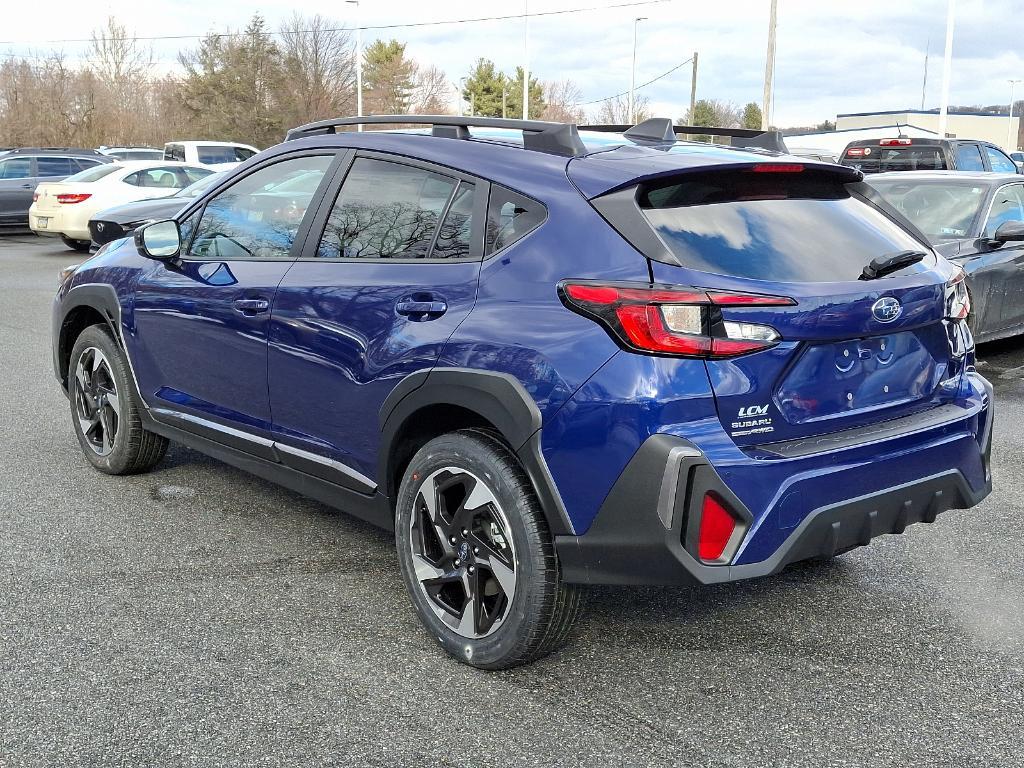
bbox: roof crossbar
[284,115,588,157]
[581,118,789,153]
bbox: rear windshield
[63,164,121,183]
[639,171,929,282]
[842,145,946,173]
[867,178,987,241]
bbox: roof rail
[284,115,588,157]
[580,118,789,153]
[4,146,105,155]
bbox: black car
[0,148,112,227]
[89,171,227,248]
[841,137,1020,175]
[866,171,1024,343]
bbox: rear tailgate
[579,159,969,448]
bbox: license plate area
[37,217,49,228]
[776,332,942,424]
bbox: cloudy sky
[2,0,1021,126]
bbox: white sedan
[30,161,213,251]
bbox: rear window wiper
[859,250,927,280]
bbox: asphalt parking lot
[2,233,1022,767]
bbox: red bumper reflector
[699,493,737,562]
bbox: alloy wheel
[409,467,517,638]
[73,347,120,456]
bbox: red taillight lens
[32,192,39,202]
[56,193,91,204]
[945,269,970,321]
[698,493,737,562]
[880,138,912,146]
[560,282,792,359]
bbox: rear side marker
[559,281,794,359]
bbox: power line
[0,0,670,47]
[576,55,693,106]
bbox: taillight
[32,192,39,202]
[880,138,912,146]
[750,163,805,173]
[945,269,970,321]
[698,493,738,562]
[559,281,793,359]
[56,193,91,204]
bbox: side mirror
[993,220,1024,244]
[134,219,181,260]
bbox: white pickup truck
[163,141,259,171]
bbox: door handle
[395,300,448,316]
[232,298,270,315]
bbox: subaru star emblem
[872,296,902,323]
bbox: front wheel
[61,235,91,252]
[68,324,168,474]
[395,430,584,670]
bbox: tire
[395,429,584,670]
[61,235,91,252]
[68,324,168,475]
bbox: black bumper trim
[555,434,991,586]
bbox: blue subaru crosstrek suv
[52,116,993,669]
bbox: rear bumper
[29,204,92,241]
[555,373,993,586]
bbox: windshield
[174,170,226,198]
[63,164,121,183]
[867,179,987,241]
[638,171,929,282]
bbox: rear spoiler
[580,118,789,154]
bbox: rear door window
[955,144,985,171]
[0,157,33,179]
[638,170,928,282]
[36,157,75,177]
[317,157,468,260]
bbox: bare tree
[278,13,355,127]
[541,80,585,123]
[413,65,452,114]
[593,93,651,124]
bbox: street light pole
[522,0,530,120]
[629,17,646,125]
[938,0,956,138]
[761,0,777,130]
[1008,79,1022,151]
[346,0,362,131]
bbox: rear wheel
[61,235,91,252]
[69,325,168,475]
[395,430,584,669]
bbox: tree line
[0,13,771,151]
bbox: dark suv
[840,137,1020,174]
[52,116,993,669]
[0,148,112,226]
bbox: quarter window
[317,157,475,260]
[189,154,334,260]
[955,144,985,171]
[984,185,1024,238]
[985,147,1018,174]
[485,185,545,254]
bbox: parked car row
[0,140,259,238]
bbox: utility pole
[761,0,777,130]
[689,51,698,124]
[938,0,956,138]
[346,0,362,131]
[1009,80,1022,151]
[629,17,647,124]
[522,0,530,120]
[470,92,475,117]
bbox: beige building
[836,109,1021,152]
